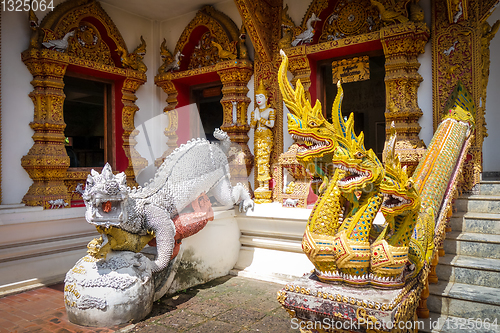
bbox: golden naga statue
[250,80,276,203]
[278,50,474,288]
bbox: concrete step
[443,231,500,258]
[0,204,43,215]
[455,195,500,213]
[419,312,500,333]
[450,212,500,235]
[427,280,500,320]
[480,181,500,195]
[436,254,500,288]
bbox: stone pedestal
[277,273,423,332]
[64,252,154,327]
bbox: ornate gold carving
[381,22,429,174]
[319,0,382,43]
[21,49,70,209]
[276,290,287,305]
[331,56,370,84]
[432,0,493,193]
[217,60,255,188]
[116,36,147,73]
[38,0,127,67]
[153,79,179,167]
[234,0,281,62]
[175,5,240,70]
[188,33,219,69]
[371,0,410,25]
[447,0,468,24]
[155,56,254,185]
[121,75,148,187]
[278,145,313,208]
[22,0,148,207]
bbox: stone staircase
[422,179,500,332]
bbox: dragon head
[331,108,384,195]
[380,124,420,216]
[279,50,337,166]
[82,163,129,229]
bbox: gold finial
[256,79,267,97]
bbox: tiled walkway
[0,283,126,333]
[0,276,296,333]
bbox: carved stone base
[278,273,423,332]
[65,252,154,327]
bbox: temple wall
[483,7,500,173]
[417,0,433,147]
[1,8,44,205]
[0,1,160,204]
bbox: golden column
[217,59,255,188]
[286,46,312,101]
[21,49,70,208]
[380,22,430,175]
[121,74,148,187]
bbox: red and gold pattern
[22,0,148,208]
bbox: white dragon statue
[82,129,254,273]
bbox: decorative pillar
[286,46,312,101]
[21,49,70,208]
[153,79,179,167]
[217,59,254,188]
[380,22,429,175]
[432,1,500,193]
[121,74,148,187]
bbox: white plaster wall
[284,0,310,27]
[483,7,500,172]
[0,4,66,204]
[417,0,434,146]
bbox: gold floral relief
[319,0,382,43]
[175,6,236,63]
[66,21,114,65]
[432,0,499,194]
[40,0,128,64]
[234,0,281,62]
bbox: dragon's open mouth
[87,198,124,224]
[382,193,411,209]
[291,133,330,153]
[333,163,370,187]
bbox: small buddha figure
[250,80,275,203]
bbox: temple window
[63,75,113,168]
[320,54,386,160]
[192,84,224,142]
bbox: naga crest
[82,163,129,230]
[279,50,337,165]
[330,86,383,195]
[380,123,420,216]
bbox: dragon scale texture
[83,129,253,272]
[278,50,474,289]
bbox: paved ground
[0,275,297,333]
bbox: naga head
[279,50,337,166]
[82,163,128,229]
[380,123,421,216]
[330,99,384,195]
